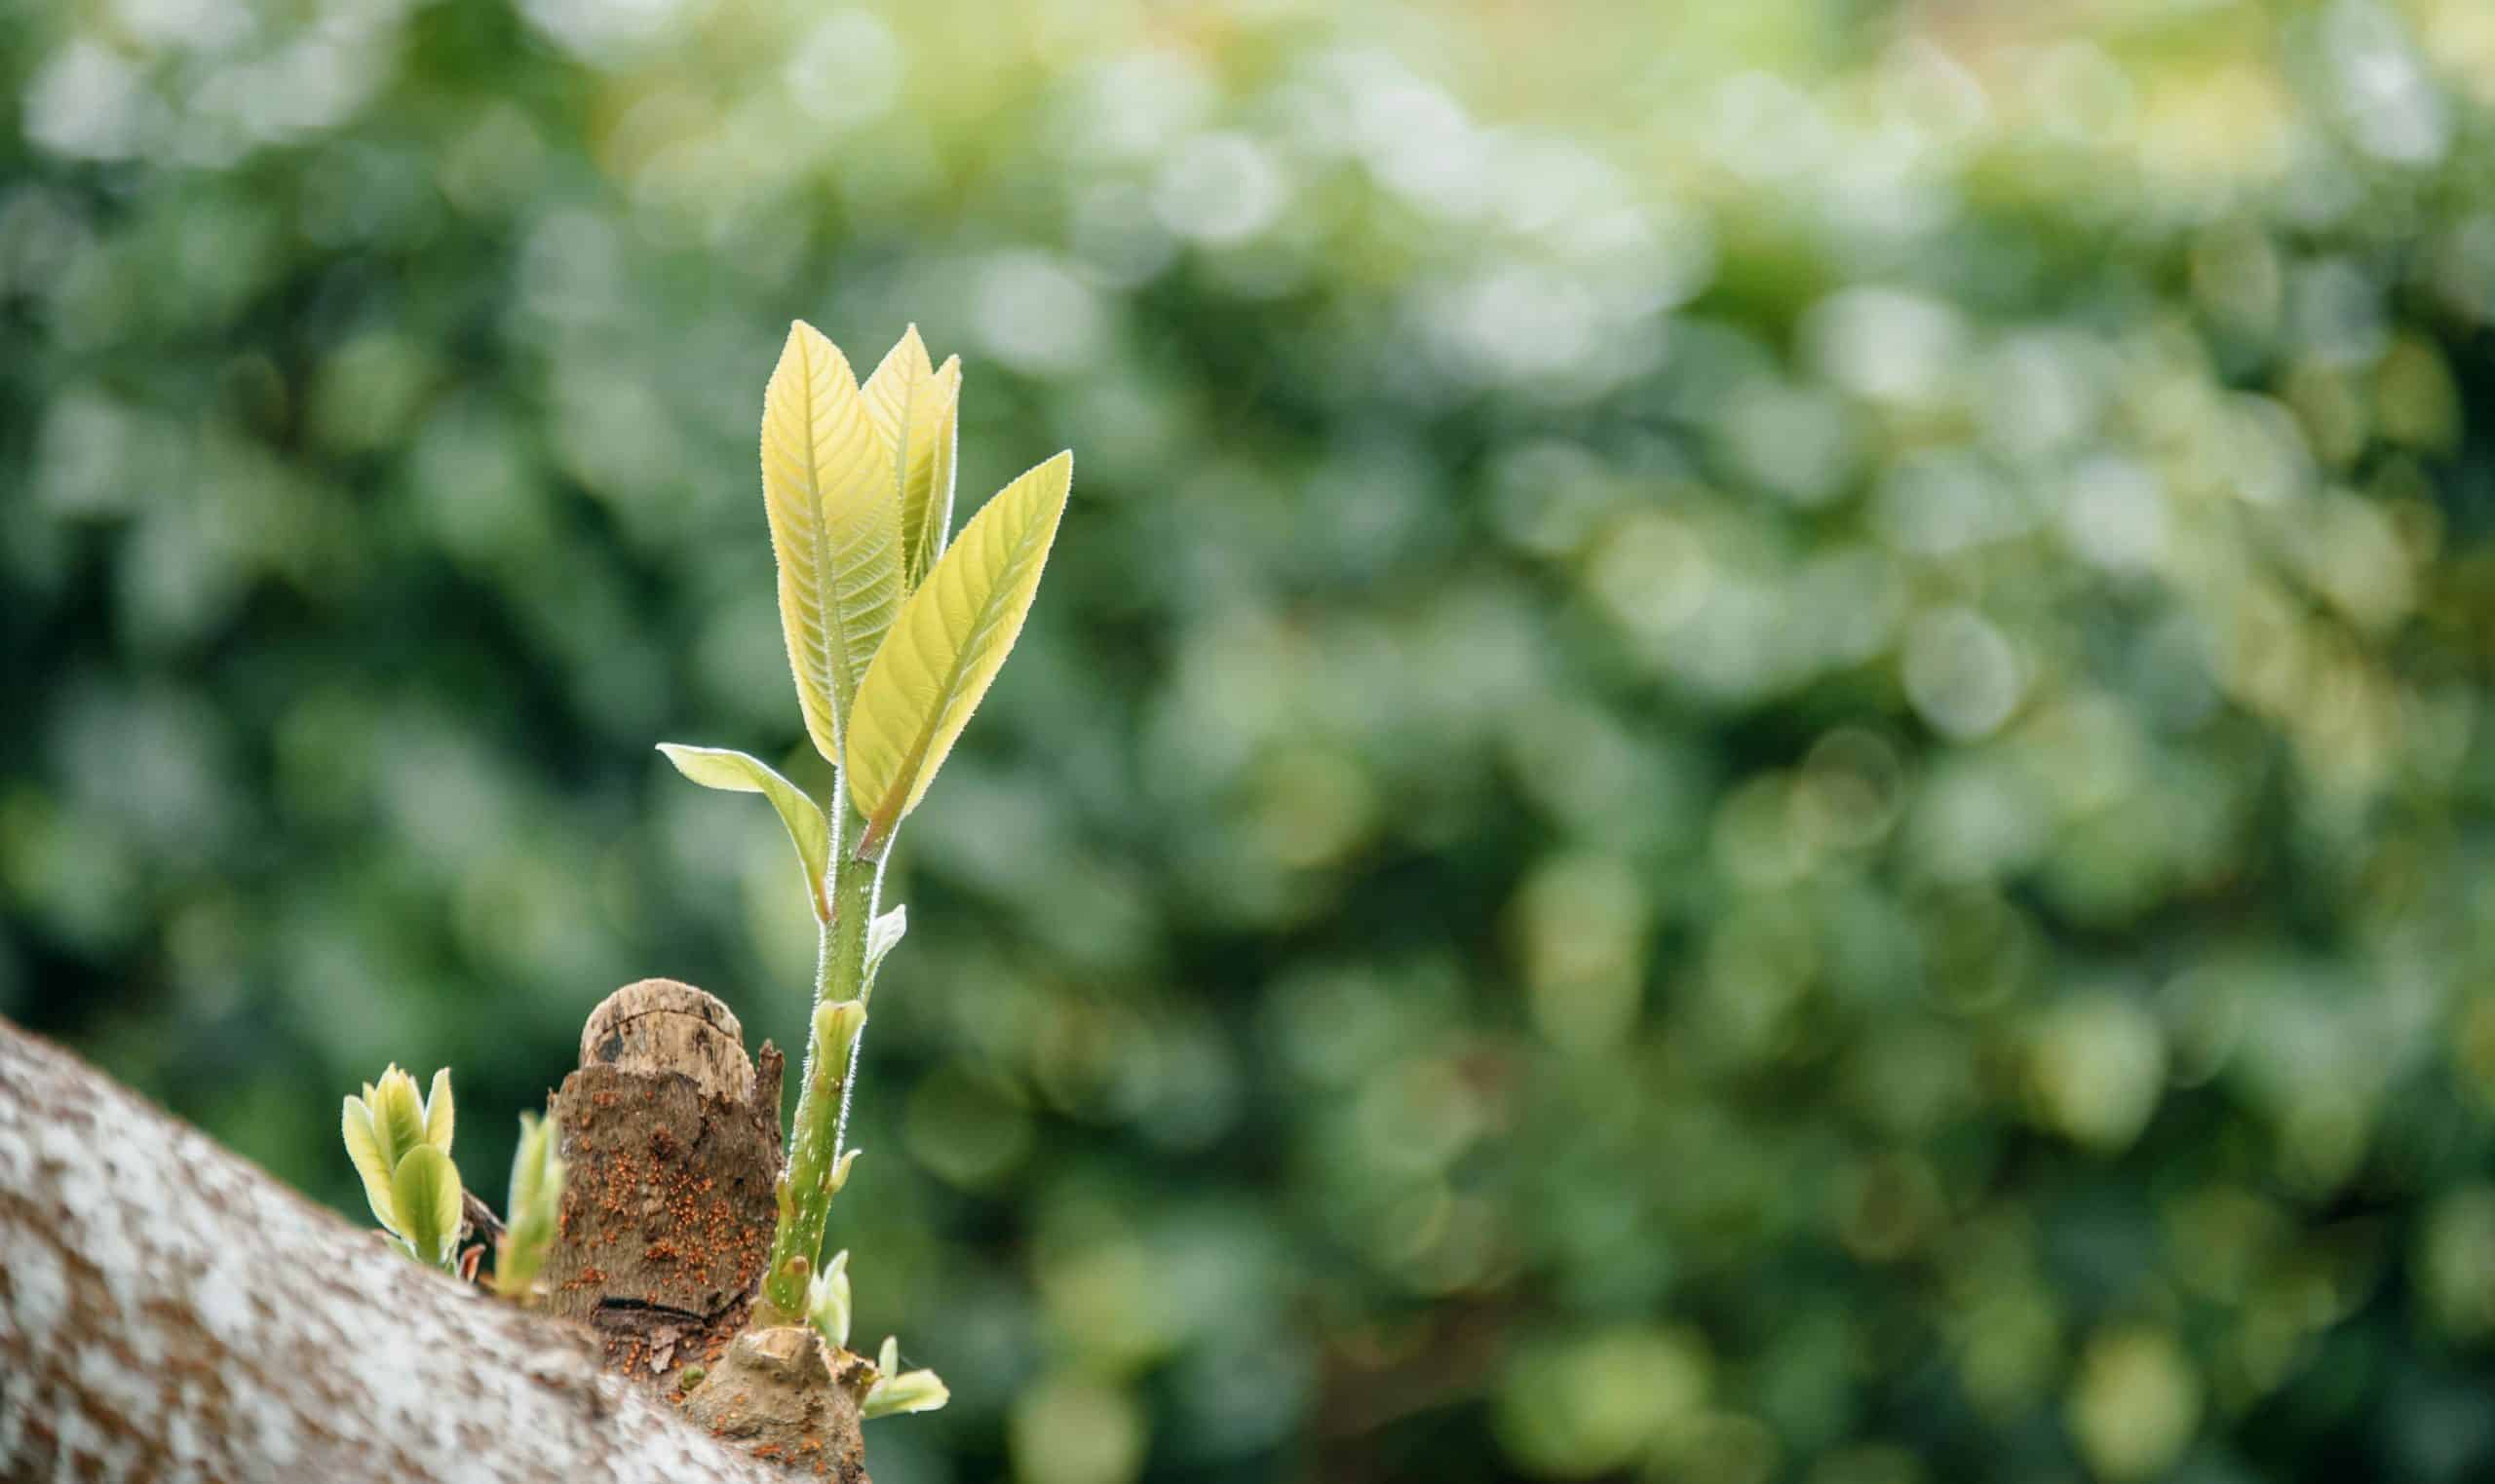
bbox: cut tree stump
[543,978,786,1396]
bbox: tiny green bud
[805,1248,853,1350]
[825,1147,862,1196]
[494,1111,566,1301]
[864,905,907,978]
[813,999,866,1051]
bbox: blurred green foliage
[12,1,2495,1481]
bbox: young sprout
[805,1248,853,1351]
[659,321,1073,1335]
[493,1111,565,1302]
[340,1065,464,1271]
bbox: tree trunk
[0,1015,793,1484]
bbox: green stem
[757,792,875,1326]
[829,849,891,1156]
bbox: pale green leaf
[763,321,904,764]
[863,1368,950,1420]
[496,1112,564,1300]
[657,742,833,918]
[424,1066,454,1153]
[390,1144,464,1268]
[864,903,907,979]
[864,327,963,591]
[844,451,1073,857]
[506,1110,560,1222]
[342,1095,397,1230]
[369,1065,428,1170]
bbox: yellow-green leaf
[424,1066,454,1153]
[390,1144,464,1269]
[342,1095,397,1230]
[864,327,963,590]
[764,321,903,763]
[657,742,834,919]
[844,451,1072,857]
[369,1064,428,1168]
[863,1367,950,1420]
[922,357,962,581]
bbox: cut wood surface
[0,1016,790,1484]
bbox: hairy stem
[828,850,893,1161]
[757,789,875,1326]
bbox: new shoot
[660,321,1072,1417]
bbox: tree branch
[0,1017,789,1483]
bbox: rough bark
[0,1016,794,1484]
[543,979,785,1394]
[679,1324,871,1480]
